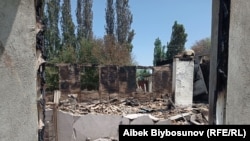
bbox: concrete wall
[45,110,171,141]
[209,0,220,124]
[0,0,38,140]
[226,1,250,124]
[172,58,194,107]
[210,0,250,124]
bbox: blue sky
[72,0,212,66]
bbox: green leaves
[153,38,166,66]
[166,21,187,60]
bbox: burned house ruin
[1,0,250,141]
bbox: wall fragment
[172,58,194,107]
[0,0,38,140]
[152,65,172,98]
[119,66,136,95]
[58,64,81,95]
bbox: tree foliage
[153,38,166,66]
[105,0,115,36]
[191,37,210,54]
[59,45,78,63]
[80,67,99,90]
[61,0,76,47]
[76,0,84,40]
[115,0,134,52]
[100,36,132,65]
[45,66,59,92]
[83,0,93,40]
[76,0,93,40]
[166,21,187,60]
[136,69,151,81]
[44,0,136,91]
[78,38,98,64]
[43,0,61,61]
[103,0,135,65]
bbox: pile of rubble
[46,96,208,125]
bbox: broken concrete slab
[120,114,171,125]
[123,114,160,124]
[73,114,122,141]
[155,119,172,125]
[168,112,192,120]
[57,111,75,141]
[130,115,154,125]
[120,117,130,125]
[45,102,208,140]
[55,112,173,141]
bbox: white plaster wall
[226,0,250,124]
[173,58,194,107]
[0,0,37,140]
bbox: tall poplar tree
[83,0,93,40]
[166,21,187,60]
[61,0,76,47]
[44,0,61,60]
[153,38,166,66]
[105,0,115,36]
[104,0,116,64]
[76,0,84,40]
[115,0,134,52]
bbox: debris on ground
[46,96,209,125]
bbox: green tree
[43,0,61,61]
[45,66,59,92]
[136,69,151,81]
[80,67,99,90]
[126,29,135,52]
[153,38,166,66]
[61,0,76,47]
[166,21,187,60]
[101,0,134,65]
[105,0,115,36]
[83,0,93,40]
[104,0,116,47]
[76,0,84,40]
[76,0,93,40]
[59,45,77,63]
[78,38,98,64]
[115,0,134,52]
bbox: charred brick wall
[56,64,170,101]
[99,65,119,94]
[152,65,172,97]
[58,64,81,95]
[119,66,136,94]
[99,66,136,95]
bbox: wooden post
[53,90,61,141]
